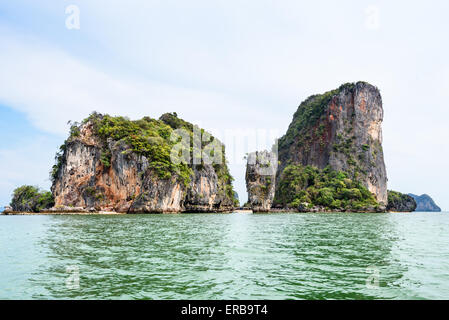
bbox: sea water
[0,212,448,299]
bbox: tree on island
[10,185,54,212]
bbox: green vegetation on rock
[279,83,356,150]
[95,113,193,184]
[10,185,54,212]
[51,112,236,201]
[387,190,417,212]
[274,164,379,211]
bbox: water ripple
[0,212,448,299]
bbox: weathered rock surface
[245,151,277,212]
[387,191,417,212]
[408,194,441,212]
[51,113,236,213]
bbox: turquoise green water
[0,212,448,299]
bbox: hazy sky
[0,0,448,209]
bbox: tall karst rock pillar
[246,82,388,211]
[245,151,277,212]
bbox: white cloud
[0,27,285,137]
[0,136,56,205]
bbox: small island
[3,82,429,215]
[408,194,441,212]
[246,82,414,213]
[5,112,238,214]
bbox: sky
[0,0,448,209]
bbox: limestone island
[3,82,423,214]
[246,82,416,213]
[5,112,238,214]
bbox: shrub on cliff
[278,83,357,151]
[274,164,379,211]
[51,112,237,205]
[10,185,54,212]
[387,191,417,212]
[51,112,193,185]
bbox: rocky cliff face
[387,191,417,212]
[408,194,441,212]
[246,82,388,212]
[51,112,236,213]
[245,151,277,212]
